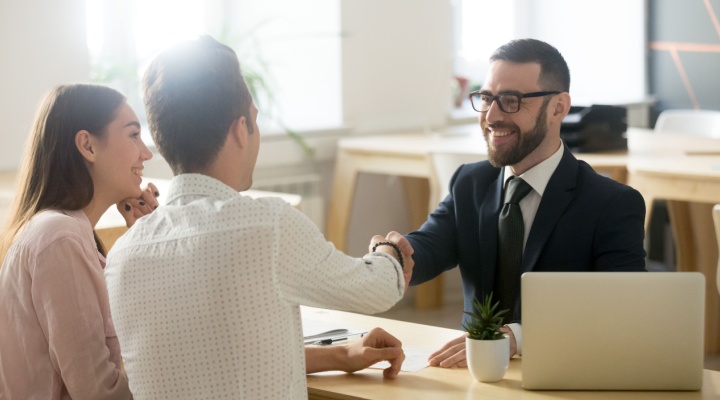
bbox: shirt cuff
[506,323,522,356]
[366,252,405,296]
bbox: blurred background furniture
[654,109,720,138]
[430,150,486,205]
[627,122,720,354]
[714,204,720,296]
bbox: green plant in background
[462,292,508,340]
[89,23,315,158]
[217,22,316,158]
[241,60,314,158]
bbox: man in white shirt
[105,35,413,399]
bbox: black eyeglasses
[468,90,561,113]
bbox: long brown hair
[0,84,125,260]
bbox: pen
[308,331,367,346]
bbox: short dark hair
[490,38,570,92]
[143,35,253,174]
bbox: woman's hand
[117,182,160,228]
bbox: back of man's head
[143,35,253,174]
[490,38,570,93]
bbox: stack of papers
[303,320,366,345]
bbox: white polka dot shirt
[105,174,404,399]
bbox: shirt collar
[503,143,564,197]
[165,173,240,205]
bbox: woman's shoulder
[14,210,91,251]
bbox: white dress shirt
[501,143,564,355]
[105,174,404,400]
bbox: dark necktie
[495,177,532,324]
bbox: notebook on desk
[521,272,705,391]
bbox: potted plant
[462,292,510,382]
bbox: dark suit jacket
[406,144,647,323]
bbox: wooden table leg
[402,177,444,309]
[326,151,359,252]
[668,201,720,354]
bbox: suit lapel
[522,145,579,273]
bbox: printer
[561,105,627,152]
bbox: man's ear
[229,116,249,149]
[552,92,572,118]
[75,130,97,162]
[548,92,572,128]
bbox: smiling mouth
[490,130,514,137]
[132,168,143,177]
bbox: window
[85,0,342,140]
[453,0,647,110]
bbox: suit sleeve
[593,185,647,271]
[406,166,465,285]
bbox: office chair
[654,109,720,138]
[714,205,720,296]
[430,151,485,206]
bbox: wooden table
[326,128,628,309]
[303,307,720,400]
[628,155,720,354]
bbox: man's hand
[369,231,414,293]
[428,333,468,368]
[305,327,405,378]
[117,182,160,228]
[344,327,405,378]
[429,328,517,368]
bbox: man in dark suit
[403,39,647,367]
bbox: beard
[483,102,549,167]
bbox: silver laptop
[521,272,705,391]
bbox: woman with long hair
[0,84,158,399]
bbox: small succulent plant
[462,292,509,340]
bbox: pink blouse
[0,209,131,399]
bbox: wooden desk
[304,307,720,399]
[326,129,628,309]
[628,156,720,354]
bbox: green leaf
[463,292,510,341]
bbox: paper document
[369,347,432,372]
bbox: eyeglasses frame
[468,90,562,113]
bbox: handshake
[369,231,415,293]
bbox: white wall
[341,0,453,133]
[0,0,91,170]
[516,0,647,105]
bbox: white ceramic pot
[466,335,510,382]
